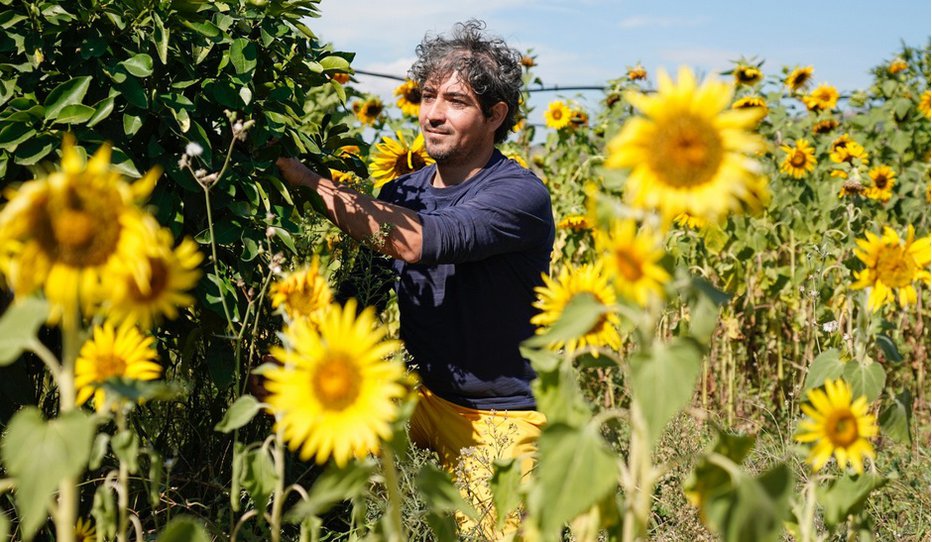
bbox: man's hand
[276,157,322,189]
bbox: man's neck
[432,146,496,188]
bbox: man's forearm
[277,158,423,263]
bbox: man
[277,19,554,536]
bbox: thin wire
[352,69,607,92]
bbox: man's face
[418,72,501,166]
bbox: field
[0,1,928,541]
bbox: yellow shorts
[409,385,546,539]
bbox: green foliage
[0,298,47,365]
[155,516,211,542]
[214,394,263,433]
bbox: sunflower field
[0,1,928,541]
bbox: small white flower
[822,320,839,333]
[185,142,204,157]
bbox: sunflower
[106,217,202,329]
[864,165,896,202]
[887,58,908,75]
[795,378,878,474]
[352,97,384,126]
[75,518,96,542]
[502,149,528,168]
[544,100,572,130]
[557,214,591,231]
[0,135,153,325]
[919,90,931,119]
[779,139,817,179]
[812,118,839,134]
[75,320,161,411]
[520,55,537,69]
[594,219,670,306]
[331,72,351,85]
[802,84,839,112]
[569,108,589,128]
[829,133,866,164]
[733,65,763,86]
[851,225,931,311]
[369,131,434,188]
[673,211,707,230]
[264,299,406,467]
[627,65,647,81]
[530,261,621,356]
[604,67,766,224]
[393,79,421,117]
[269,257,334,324]
[837,179,864,198]
[732,95,768,114]
[785,65,814,92]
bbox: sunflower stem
[202,185,235,334]
[621,399,655,542]
[270,427,286,542]
[381,444,406,542]
[55,313,81,542]
[116,410,130,542]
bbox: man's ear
[489,101,508,131]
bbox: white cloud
[657,47,741,75]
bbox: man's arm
[276,157,423,263]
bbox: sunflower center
[875,245,916,288]
[790,151,808,168]
[312,355,361,411]
[873,174,889,189]
[96,354,127,381]
[129,257,169,302]
[614,249,644,282]
[395,150,426,176]
[826,410,860,447]
[648,113,724,188]
[552,109,564,120]
[35,186,122,267]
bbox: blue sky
[314,1,930,124]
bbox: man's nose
[424,100,445,123]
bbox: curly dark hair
[408,19,523,144]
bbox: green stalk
[55,309,81,542]
[622,400,655,542]
[270,429,286,542]
[202,185,234,333]
[381,445,406,542]
[116,411,129,542]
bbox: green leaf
[527,423,618,537]
[100,378,185,404]
[630,337,703,445]
[522,292,606,348]
[489,458,522,530]
[843,360,886,402]
[0,297,48,365]
[874,334,903,364]
[123,113,143,136]
[112,430,140,474]
[152,12,169,65]
[703,463,793,542]
[43,76,92,120]
[120,53,154,77]
[89,433,110,470]
[92,483,117,539]
[214,394,263,433]
[1,408,97,539]
[878,390,911,444]
[285,460,375,522]
[180,19,221,39]
[155,516,210,542]
[803,348,845,392]
[817,473,886,528]
[230,38,257,74]
[0,123,36,152]
[86,95,116,128]
[241,447,276,515]
[319,55,351,72]
[13,135,55,165]
[529,356,592,427]
[416,462,477,519]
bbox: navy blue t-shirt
[377,150,555,410]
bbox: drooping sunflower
[352,97,384,126]
[264,299,406,467]
[530,261,622,356]
[733,65,763,86]
[604,67,767,224]
[785,65,814,92]
[520,55,537,69]
[888,58,908,75]
[919,90,931,119]
[269,257,334,325]
[732,95,768,115]
[75,320,161,411]
[802,83,839,112]
[851,225,931,311]
[544,100,572,130]
[75,518,96,542]
[369,131,434,189]
[393,79,421,117]
[627,65,647,81]
[569,108,589,128]
[829,133,867,164]
[795,378,878,474]
[0,135,153,325]
[106,216,202,329]
[811,118,839,134]
[557,214,591,231]
[837,178,864,199]
[864,165,896,202]
[594,219,670,306]
[779,139,817,179]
